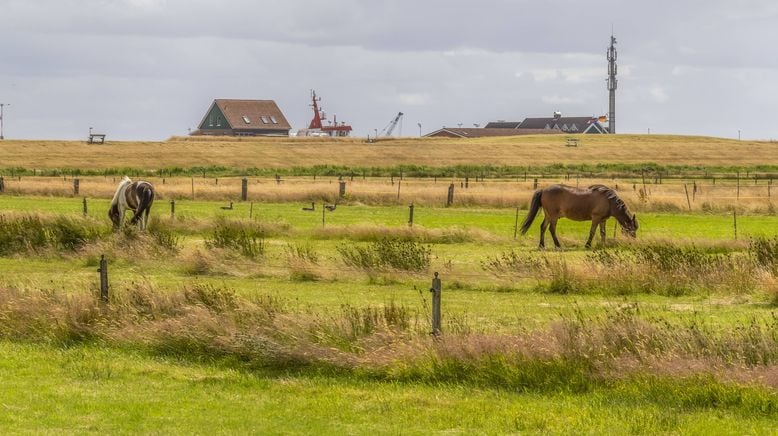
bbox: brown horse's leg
[585,220,598,248]
[549,219,562,248]
[539,218,548,248]
[599,220,607,246]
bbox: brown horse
[520,184,638,249]
[108,176,155,230]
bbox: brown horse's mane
[588,184,631,222]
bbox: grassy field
[2,134,778,433]
[2,341,777,434]
[1,134,778,171]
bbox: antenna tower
[607,33,618,134]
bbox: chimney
[553,111,562,120]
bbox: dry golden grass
[1,134,777,170]
[3,174,777,212]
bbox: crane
[379,112,404,137]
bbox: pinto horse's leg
[539,218,548,249]
[549,219,562,249]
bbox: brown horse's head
[622,213,638,238]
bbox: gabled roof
[484,121,522,129]
[518,116,594,131]
[425,127,562,138]
[207,99,291,130]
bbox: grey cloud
[0,0,777,140]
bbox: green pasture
[2,194,778,434]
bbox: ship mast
[308,90,323,129]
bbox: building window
[242,115,251,124]
[270,116,278,124]
[261,116,270,124]
[216,116,221,127]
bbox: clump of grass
[312,224,485,244]
[285,242,319,264]
[337,238,431,272]
[588,243,757,295]
[0,214,104,255]
[481,250,548,277]
[205,218,266,257]
[750,236,778,275]
[285,242,322,282]
[146,218,182,252]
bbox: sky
[1,0,777,141]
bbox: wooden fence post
[82,197,88,216]
[241,177,248,201]
[321,203,326,227]
[446,183,455,207]
[736,172,740,200]
[408,203,414,227]
[191,177,195,199]
[97,255,109,302]
[533,178,538,190]
[683,184,692,211]
[513,207,520,239]
[170,199,175,222]
[397,179,401,201]
[429,272,441,336]
[73,178,80,196]
[733,210,738,240]
[339,181,347,199]
[0,176,5,193]
[249,202,254,219]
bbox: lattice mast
[607,33,618,134]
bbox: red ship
[301,90,353,137]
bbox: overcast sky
[1,0,777,140]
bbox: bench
[88,133,106,144]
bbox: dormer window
[261,116,270,124]
[242,115,251,124]
[270,116,278,124]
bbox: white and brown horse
[108,176,155,230]
[520,184,638,249]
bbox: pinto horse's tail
[520,190,543,235]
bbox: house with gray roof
[486,112,609,134]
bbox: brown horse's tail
[520,190,543,235]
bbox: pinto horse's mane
[110,176,132,207]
